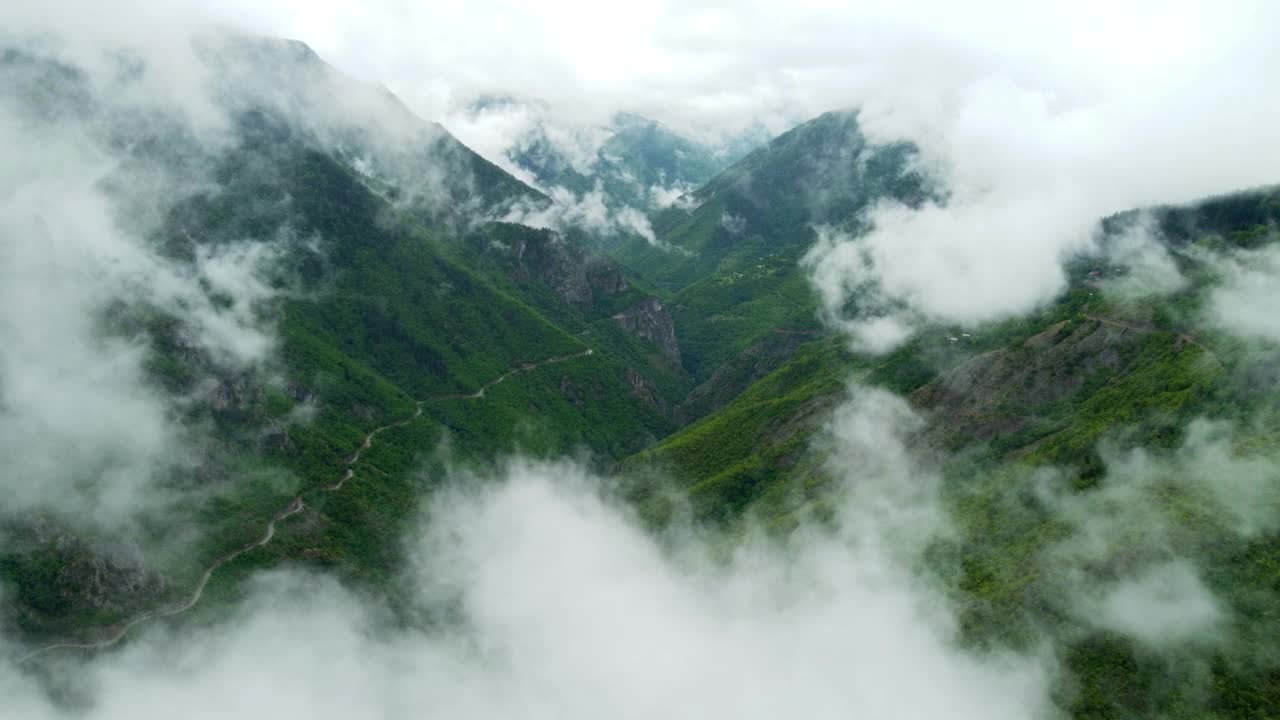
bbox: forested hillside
[623,186,1280,716]
[612,111,930,381]
[4,14,1280,720]
[0,35,682,641]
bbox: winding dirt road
[16,498,304,664]
[431,348,593,400]
[16,347,594,664]
[324,402,425,491]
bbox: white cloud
[0,113,182,524]
[1097,213,1189,299]
[649,182,695,209]
[191,2,1275,147]
[805,40,1279,347]
[181,242,283,367]
[503,185,675,251]
[719,211,746,235]
[171,2,1277,351]
[0,20,296,528]
[1208,244,1280,344]
[1093,561,1223,648]
[614,205,660,246]
[4,4,1280,716]
[1014,417,1280,654]
[4,389,1053,719]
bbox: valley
[2,10,1279,719]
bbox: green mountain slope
[616,110,928,289]
[213,35,543,227]
[630,185,1280,522]
[0,37,678,640]
[10,28,1280,718]
[623,184,1280,717]
[608,110,930,392]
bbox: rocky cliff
[613,298,681,365]
[501,225,629,312]
[1,520,169,630]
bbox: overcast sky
[8,0,1279,347]
[12,0,1275,350]
[201,0,1278,140]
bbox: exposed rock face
[55,540,168,612]
[508,229,592,307]
[505,228,630,311]
[587,261,629,295]
[3,521,169,619]
[613,297,681,365]
[624,367,666,413]
[204,374,264,412]
[910,318,1137,449]
[284,380,313,403]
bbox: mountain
[605,110,929,399]
[630,184,1280,522]
[618,110,929,286]
[207,36,545,230]
[0,34,687,638]
[621,184,1280,716]
[507,111,739,213]
[459,100,763,243]
[8,25,1280,719]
